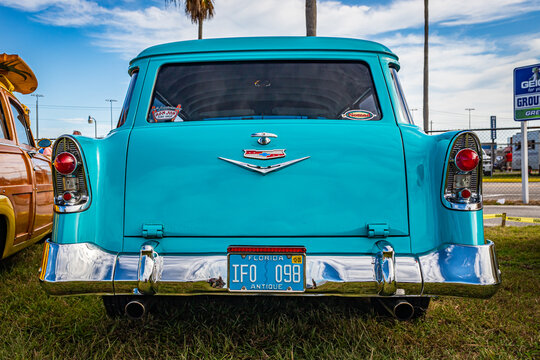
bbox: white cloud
[5,0,540,57]
[2,0,540,132]
[0,0,62,12]
[388,33,540,129]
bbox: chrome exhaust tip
[375,298,416,321]
[125,300,147,320]
[393,300,415,321]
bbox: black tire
[371,297,430,320]
[37,232,51,244]
[102,295,132,317]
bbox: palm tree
[166,0,215,39]
[423,0,429,132]
[306,0,317,36]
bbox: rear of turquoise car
[39,37,500,320]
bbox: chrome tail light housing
[52,136,91,213]
[442,132,482,210]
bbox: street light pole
[31,94,44,139]
[105,99,117,130]
[465,108,475,129]
[88,116,98,138]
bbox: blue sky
[1,0,539,138]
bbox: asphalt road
[483,205,540,227]
[483,182,540,201]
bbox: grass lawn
[483,171,540,182]
[486,171,540,178]
[483,178,540,183]
[1,227,539,359]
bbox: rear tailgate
[123,120,409,238]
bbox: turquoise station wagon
[39,37,501,320]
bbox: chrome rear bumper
[39,240,501,298]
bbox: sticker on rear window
[341,110,375,120]
[151,105,182,122]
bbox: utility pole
[465,108,475,129]
[306,0,317,36]
[31,94,44,139]
[105,99,117,130]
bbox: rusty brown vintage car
[0,54,53,259]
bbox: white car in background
[482,149,492,176]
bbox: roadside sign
[514,63,540,121]
[490,115,496,140]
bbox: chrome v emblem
[218,156,310,175]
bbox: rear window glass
[148,61,381,122]
[390,67,414,124]
[117,70,139,128]
[10,100,33,146]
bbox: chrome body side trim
[39,240,501,298]
[443,200,483,211]
[54,195,90,213]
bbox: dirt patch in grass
[0,227,538,359]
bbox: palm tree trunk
[198,15,203,39]
[306,0,317,36]
[423,0,429,132]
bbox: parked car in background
[39,37,501,320]
[482,149,492,176]
[511,130,539,175]
[493,155,505,172]
[0,54,53,260]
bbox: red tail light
[228,246,306,253]
[443,132,482,210]
[54,152,77,174]
[455,149,479,172]
[52,137,90,213]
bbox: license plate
[228,253,305,292]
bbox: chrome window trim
[146,60,384,124]
[389,67,414,125]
